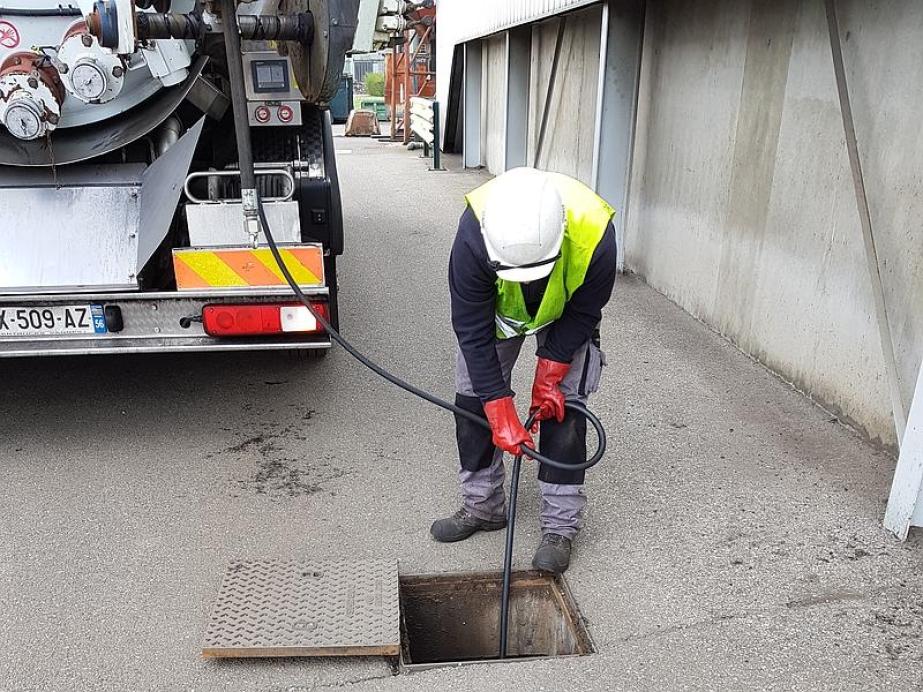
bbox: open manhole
[202,561,593,669]
[399,570,594,670]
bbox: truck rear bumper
[0,288,332,358]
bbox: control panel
[242,51,303,128]
[242,52,302,101]
[248,101,303,127]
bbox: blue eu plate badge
[91,304,108,334]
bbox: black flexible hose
[137,12,208,40]
[220,0,254,193]
[263,203,600,661]
[137,12,314,42]
[499,419,528,659]
[499,402,586,659]
[257,201,605,470]
[260,203,604,661]
[217,0,605,471]
[222,4,607,663]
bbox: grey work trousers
[455,329,604,539]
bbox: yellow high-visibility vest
[465,172,615,338]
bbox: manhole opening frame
[398,569,595,672]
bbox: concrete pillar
[463,41,483,169]
[505,26,531,171]
[592,0,645,269]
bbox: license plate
[0,304,107,337]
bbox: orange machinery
[384,6,435,143]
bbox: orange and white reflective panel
[172,246,325,289]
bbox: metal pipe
[410,24,433,101]
[432,99,443,171]
[534,16,567,168]
[824,0,906,442]
[410,25,432,68]
[156,115,183,157]
[219,0,259,242]
[402,28,412,144]
[184,168,295,204]
[0,7,82,16]
[390,41,399,141]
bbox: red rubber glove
[483,396,534,456]
[530,357,571,429]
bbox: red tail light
[202,302,328,337]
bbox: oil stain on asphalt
[217,411,348,499]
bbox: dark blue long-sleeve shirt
[449,207,617,401]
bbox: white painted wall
[480,34,507,173]
[625,0,923,448]
[436,0,601,116]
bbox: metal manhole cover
[202,558,399,658]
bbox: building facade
[436,0,923,459]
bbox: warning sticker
[0,20,20,49]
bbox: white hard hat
[480,167,566,283]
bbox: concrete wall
[477,4,603,179]
[625,0,923,448]
[527,5,602,184]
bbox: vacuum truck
[0,0,394,357]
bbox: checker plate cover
[202,559,399,658]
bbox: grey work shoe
[532,533,573,574]
[430,508,507,543]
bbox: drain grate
[202,559,400,658]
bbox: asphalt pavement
[1,134,921,691]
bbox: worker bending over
[431,167,617,574]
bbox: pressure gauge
[70,61,108,102]
[4,101,43,140]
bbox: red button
[277,105,294,123]
[254,105,271,123]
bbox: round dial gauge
[4,102,42,140]
[71,61,107,101]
